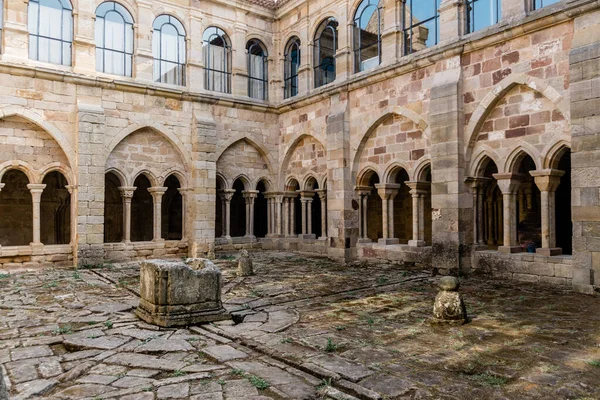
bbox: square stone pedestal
[136,259,231,328]
[536,248,562,256]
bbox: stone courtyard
[2,251,600,400]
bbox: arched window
[203,27,231,94]
[28,0,73,66]
[314,18,338,88]
[353,0,382,73]
[95,2,134,77]
[402,0,440,54]
[466,0,500,33]
[284,37,301,99]
[247,39,268,100]
[152,15,186,86]
[532,0,560,9]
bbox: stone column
[119,187,135,243]
[407,182,430,247]
[177,188,193,240]
[486,197,494,245]
[283,197,290,237]
[465,177,492,246]
[264,193,276,237]
[148,187,168,242]
[299,191,316,239]
[317,189,327,239]
[438,0,465,43]
[28,184,46,246]
[356,187,372,242]
[502,0,528,21]
[290,193,297,237]
[531,169,565,256]
[274,194,285,237]
[375,184,400,245]
[494,174,522,253]
[242,191,259,238]
[220,189,236,239]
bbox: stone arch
[232,174,252,191]
[542,140,571,170]
[40,163,74,187]
[465,73,569,163]
[105,167,127,187]
[93,0,138,22]
[320,176,328,191]
[217,136,275,177]
[256,177,273,191]
[310,13,340,42]
[285,176,301,191]
[0,161,38,185]
[469,147,502,177]
[132,170,158,188]
[503,145,541,174]
[383,161,411,184]
[150,8,190,35]
[0,107,76,172]
[303,174,319,190]
[412,157,433,182]
[106,123,193,172]
[160,168,187,188]
[357,166,380,187]
[281,133,327,186]
[352,105,429,181]
[216,173,228,190]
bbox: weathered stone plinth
[432,276,467,325]
[237,249,253,277]
[136,259,231,327]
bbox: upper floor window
[95,2,134,77]
[532,0,560,9]
[0,0,3,52]
[152,15,186,86]
[466,0,501,33]
[247,39,268,100]
[28,0,73,66]
[314,18,338,88]
[203,27,231,94]
[402,0,440,54]
[284,37,301,99]
[353,0,382,73]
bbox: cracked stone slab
[135,339,194,353]
[12,379,57,400]
[201,345,249,362]
[89,302,135,313]
[64,334,130,351]
[10,345,53,361]
[104,353,187,371]
[306,354,374,383]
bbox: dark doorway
[162,175,183,240]
[556,152,572,255]
[255,181,268,238]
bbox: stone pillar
[134,0,155,84]
[375,184,400,245]
[28,184,46,246]
[356,187,371,242]
[289,193,297,236]
[3,0,29,62]
[220,189,236,239]
[570,11,600,293]
[465,177,492,246]
[531,170,565,256]
[438,0,465,43]
[242,191,259,238]
[283,197,290,237]
[407,182,431,247]
[381,0,401,65]
[502,0,528,21]
[299,191,316,239]
[231,16,249,97]
[494,174,522,253]
[264,193,276,237]
[148,187,168,242]
[177,188,193,240]
[274,194,285,237]
[317,189,327,239]
[119,187,136,243]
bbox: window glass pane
[161,24,179,63]
[96,48,103,71]
[125,25,134,53]
[63,42,71,65]
[29,37,38,60]
[125,54,132,77]
[410,0,436,22]
[105,11,125,52]
[534,0,560,8]
[152,30,160,60]
[28,2,39,35]
[62,9,72,41]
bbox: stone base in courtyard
[136,258,231,327]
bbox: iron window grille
[353,0,382,73]
[28,0,73,66]
[466,0,501,33]
[95,2,134,77]
[247,39,268,100]
[402,0,440,55]
[314,18,338,89]
[203,27,231,94]
[284,37,301,99]
[152,15,186,86]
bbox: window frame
[246,39,268,101]
[465,0,501,34]
[152,14,187,86]
[28,0,73,66]
[203,26,232,94]
[313,17,338,89]
[284,37,301,99]
[95,1,134,77]
[402,0,440,55]
[353,0,383,73]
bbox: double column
[493,174,523,253]
[465,177,492,247]
[118,187,136,243]
[375,184,400,245]
[356,187,372,243]
[283,192,298,237]
[219,189,236,239]
[242,190,259,238]
[406,181,431,247]
[264,192,284,238]
[316,189,327,240]
[531,169,565,256]
[148,187,168,242]
[299,191,315,239]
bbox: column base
[358,238,372,244]
[152,239,166,244]
[498,246,522,254]
[30,243,44,252]
[408,240,426,247]
[298,234,316,240]
[378,238,400,245]
[536,247,562,256]
[270,234,285,239]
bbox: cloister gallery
[0,0,598,294]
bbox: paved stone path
[2,251,600,399]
